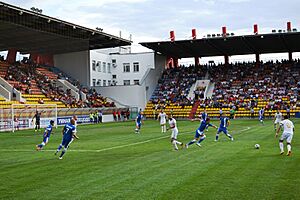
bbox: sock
[56,144,62,153]
[60,150,66,158]
[38,142,45,149]
[172,140,178,150]
[197,136,206,144]
[226,133,233,139]
[274,124,276,130]
[163,125,166,133]
[279,142,284,152]
[175,141,182,145]
[161,126,164,133]
[215,134,219,141]
[287,144,291,152]
[187,139,197,146]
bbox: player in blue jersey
[215,113,233,141]
[200,109,209,131]
[259,108,264,125]
[186,117,217,148]
[201,109,208,121]
[55,119,79,159]
[135,112,144,134]
[36,120,55,151]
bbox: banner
[57,115,91,125]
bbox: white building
[90,49,166,110]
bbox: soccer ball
[254,144,260,149]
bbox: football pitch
[0,119,299,200]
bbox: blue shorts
[136,122,141,128]
[217,127,228,134]
[195,129,204,139]
[61,137,72,148]
[259,116,264,121]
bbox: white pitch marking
[0,126,252,153]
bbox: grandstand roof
[0,2,131,55]
[140,32,300,58]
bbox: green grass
[0,119,299,200]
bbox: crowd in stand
[194,86,206,100]
[150,59,300,111]
[150,64,206,106]
[3,61,116,108]
[208,60,300,110]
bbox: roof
[0,2,131,55]
[140,32,300,58]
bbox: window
[112,59,116,67]
[108,80,111,86]
[92,79,96,86]
[97,61,101,72]
[97,79,101,86]
[107,63,111,73]
[123,80,130,85]
[92,60,96,71]
[123,63,130,72]
[103,62,106,73]
[103,80,106,86]
[134,80,140,85]
[112,74,117,79]
[133,62,139,72]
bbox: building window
[133,62,139,72]
[134,80,139,85]
[92,60,96,71]
[112,59,116,67]
[123,63,130,72]
[97,61,101,72]
[112,74,117,79]
[97,79,101,86]
[103,80,106,86]
[123,80,130,85]
[103,62,106,73]
[92,79,96,86]
[108,80,111,86]
[107,63,111,73]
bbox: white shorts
[280,132,293,143]
[160,119,166,125]
[274,119,281,124]
[171,128,179,139]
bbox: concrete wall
[53,51,90,86]
[95,85,146,110]
[0,84,10,100]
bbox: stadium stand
[0,60,116,109]
[144,60,300,119]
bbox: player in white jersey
[273,110,282,131]
[167,117,183,151]
[158,110,167,133]
[275,115,295,156]
[258,108,264,125]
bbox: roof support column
[256,53,260,66]
[192,29,200,66]
[224,55,229,66]
[288,52,293,62]
[170,31,178,68]
[6,49,17,64]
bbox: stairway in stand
[189,100,200,119]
